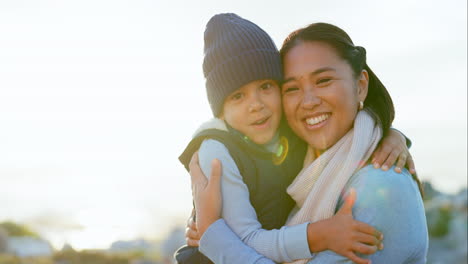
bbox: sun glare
[46,208,144,250]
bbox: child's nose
[248,92,265,112]
[248,100,265,112]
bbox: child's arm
[305,189,382,264]
[371,128,416,174]
[201,219,277,264]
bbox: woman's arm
[197,139,311,262]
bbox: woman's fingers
[187,216,197,231]
[189,152,204,182]
[185,216,200,246]
[207,158,222,192]
[189,151,199,172]
[185,226,200,240]
[186,237,199,247]
[185,215,200,244]
[189,151,209,195]
[190,157,224,237]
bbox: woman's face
[282,41,368,150]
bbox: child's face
[220,80,282,145]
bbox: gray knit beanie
[203,13,283,116]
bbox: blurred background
[0,0,466,263]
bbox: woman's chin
[305,138,330,151]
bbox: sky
[0,0,466,250]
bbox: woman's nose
[302,89,321,109]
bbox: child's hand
[371,129,416,174]
[189,151,223,237]
[320,189,383,264]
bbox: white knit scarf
[285,111,382,264]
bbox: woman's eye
[283,87,298,93]
[317,78,331,85]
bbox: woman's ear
[357,69,369,102]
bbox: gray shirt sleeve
[197,139,312,263]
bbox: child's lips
[251,116,270,128]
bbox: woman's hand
[189,151,223,237]
[371,129,416,174]
[308,189,383,264]
[185,209,200,246]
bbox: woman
[188,22,428,264]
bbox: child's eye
[260,82,273,90]
[231,93,243,101]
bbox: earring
[359,101,364,110]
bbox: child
[176,13,410,264]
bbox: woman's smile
[304,113,331,129]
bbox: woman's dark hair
[280,23,424,197]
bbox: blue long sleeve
[200,219,276,264]
[199,165,428,264]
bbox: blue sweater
[199,165,429,264]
